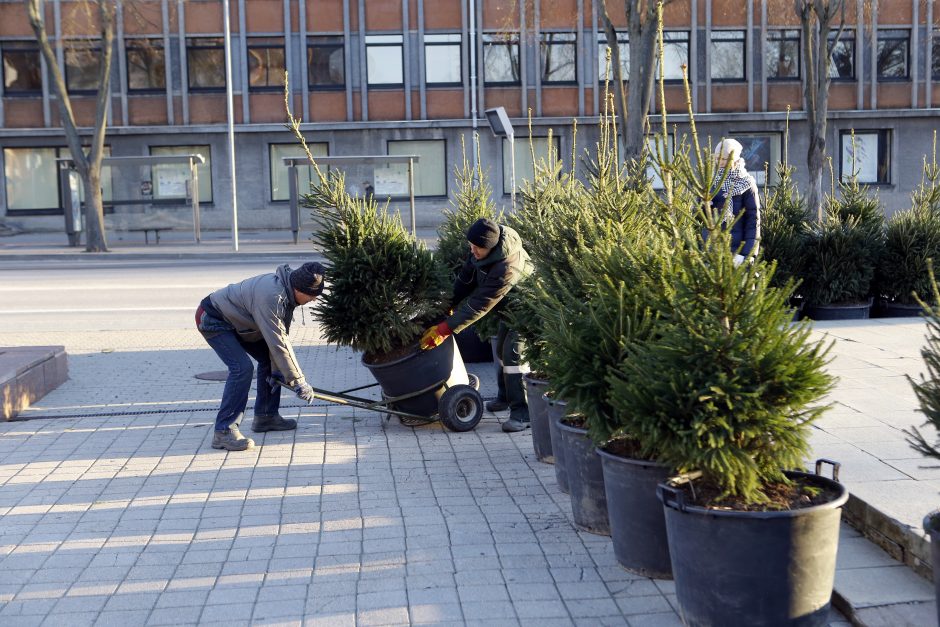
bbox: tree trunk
[80,164,108,252]
[622,24,659,162]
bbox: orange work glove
[420,321,452,351]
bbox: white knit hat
[714,138,743,165]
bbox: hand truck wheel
[438,384,484,432]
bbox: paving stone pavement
[0,311,873,626]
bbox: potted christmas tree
[760,162,808,317]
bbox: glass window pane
[645,135,674,190]
[541,33,576,83]
[65,47,100,92]
[385,140,446,197]
[502,137,559,192]
[308,40,344,87]
[3,47,42,93]
[841,132,889,184]
[829,38,854,78]
[877,31,908,79]
[248,39,285,90]
[483,35,520,84]
[150,145,213,202]
[425,35,461,85]
[765,31,799,79]
[731,134,782,186]
[366,36,403,85]
[126,41,166,91]
[3,147,58,211]
[659,32,689,80]
[598,33,629,82]
[187,39,225,89]
[934,34,940,80]
[711,32,745,80]
[270,143,328,202]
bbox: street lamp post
[484,107,516,211]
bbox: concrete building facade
[0,0,938,235]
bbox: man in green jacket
[196,262,325,451]
[421,218,534,432]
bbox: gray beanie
[290,262,326,296]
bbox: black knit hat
[290,262,326,296]
[466,218,500,249]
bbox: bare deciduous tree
[601,0,674,165]
[27,0,115,252]
[796,0,846,222]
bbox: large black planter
[557,420,609,535]
[875,300,923,318]
[454,325,494,363]
[658,467,848,627]
[524,374,551,462]
[598,448,672,578]
[363,335,469,417]
[804,299,872,321]
[545,396,569,494]
[925,510,940,626]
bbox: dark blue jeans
[203,330,281,431]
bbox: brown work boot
[251,414,297,433]
[212,426,255,451]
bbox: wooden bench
[128,227,170,244]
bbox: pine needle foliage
[608,214,835,504]
[436,137,500,278]
[761,163,808,290]
[284,80,450,357]
[905,264,940,458]
[875,145,940,305]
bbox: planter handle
[814,458,841,483]
[657,483,686,512]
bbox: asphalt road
[0,258,313,332]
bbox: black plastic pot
[557,420,609,535]
[524,374,552,463]
[657,464,849,627]
[454,325,494,363]
[925,510,940,626]
[362,335,469,417]
[876,300,924,318]
[804,299,873,321]
[598,448,673,578]
[545,396,569,494]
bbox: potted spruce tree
[800,178,884,320]
[903,265,940,622]
[436,143,500,361]
[760,162,808,316]
[874,149,940,316]
[608,198,848,625]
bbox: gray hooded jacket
[205,264,305,386]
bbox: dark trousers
[203,330,281,431]
[495,321,529,420]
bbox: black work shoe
[251,414,298,432]
[501,417,531,432]
[486,399,510,412]
[212,427,255,451]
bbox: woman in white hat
[711,138,761,266]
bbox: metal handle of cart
[269,377,447,422]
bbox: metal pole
[289,163,299,244]
[191,159,201,243]
[468,0,479,174]
[223,0,239,251]
[509,137,516,211]
[408,157,416,236]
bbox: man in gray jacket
[196,262,325,451]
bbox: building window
[150,145,213,202]
[933,32,940,80]
[65,45,101,93]
[598,32,629,82]
[270,142,328,202]
[247,37,285,91]
[366,35,403,86]
[2,42,42,94]
[829,35,854,79]
[126,39,166,92]
[541,33,576,84]
[711,31,745,81]
[731,133,783,187]
[425,34,462,86]
[308,37,344,89]
[187,38,225,90]
[381,140,447,198]
[877,29,909,79]
[645,135,674,190]
[483,34,520,85]
[502,136,560,193]
[765,29,800,80]
[3,146,112,214]
[840,130,890,184]
[659,31,690,81]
